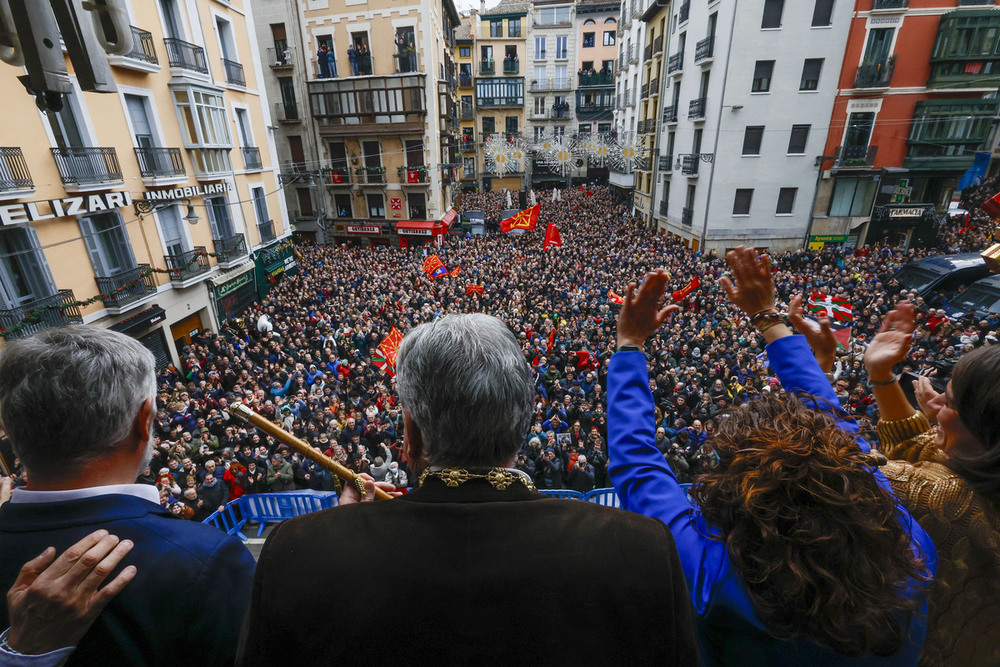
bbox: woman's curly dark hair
[690,392,929,657]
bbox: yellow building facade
[0,0,288,366]
[298,0,461,249]
[633,1,669,224]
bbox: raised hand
[913,375,943,424]
[789,295,837,373]
[616,270,680,348]
[719,246,775,316]
[864,302,916,381]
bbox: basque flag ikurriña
[807,294,853,323]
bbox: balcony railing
[51,147,123,186]
[579,72,614,86]
[637,156,651,171]
[668,52,682,73]
[460,72,473,87]
[835,144,878,168]
[325,169,352,185]
[552,105,571,118]
[461,139,476,151]
[258,220,276,244]
[662,105,678,123]
[222,58,245,86]
[395,51,419,74]
[242,146,262,171]
[638,119,655,134]
[649,79,660,96]
[164,38,208,73]
[641,83,649,99]
[134,147,184,178]
[644,44,652,62]
[96,266,157,310]
[659,200,668,216]
[356,169,386,184]
[481,60,495,74]
[0,147,33,192]
[267,46,294,68]
[688,97,706,120]
[0,290,82,340]
[629,45,638,63]
[398,166,430,184]
[125,26,158,64]
[679,0,690,23]
[872,0,908,8]
[653,36,663,55]
[531,78,571,91]
[165,247,211,283]
[503,60,520,74]
[695,37,714,63]
[461,105,474,119]
[681,206,693,226]
[854,61,895,88]
[275,101,299,122]
[659,155,672,171]
[681,155,699,175]
[213,234,249,265]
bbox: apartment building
[0,0,289,366]
[457,15,479,192]
[475,0,528,192]
[809,0,1000,251]
[575,0,619,183]
[651,0,851,252]
[270,0,462,249]
[632,1,669,222]
[609,0,653,201]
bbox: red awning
[396,220,444,236]
[440,208,458,228]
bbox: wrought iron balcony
[395,51,419,74]
[531,78,571,91]
[164,37,208,73]
[654,36,663,55]
[679,0,690,23]
[267,46,294,68]
[503,60,520,74]
[579,72,614,86]
[0,147,33,192]
[223,58,245,86]
[213,234,249,265]
[854,61,895,88]
[242,146,262,171]
[668,52,682,73]
[552,105,571,118]
[649,79,660,96]
[96,266,157,310]
[165,246,211,283]
[637,156,651,172]
[461,139,476,151]
[275,101,300,123]
[398,166,430,184]
[481,60,495,75]
[695,37,714,63]
[681,155,699,175]
[51,147,123,186]
[641,83,649,99]
[357,169,386,184]
[134,147,184,179]
[629,45,638,64]
[325,169,352,185]
[681,206,693,226]
[258,220,276,244]
[659,155,672,171]
[461,105,474,119]
[124,26,158,64]
[872,0,908,8]
[662,105,678,123]
[834,144,878,168]
[644,44,652,62]
[460,72,473,87]
[688,97,706,120]
[0,290,82,340]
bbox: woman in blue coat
[608,248,936,666]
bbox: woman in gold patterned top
[862,301,1000,667]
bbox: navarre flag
[608,291,624,305]
[807,294,853,323]
[450,266,462,278]
[500,203,540,233]
[671,276,700,302]
[377,326,404,370]
[543,221,562,250]
[423,255,449,280]
[466,284,484,297]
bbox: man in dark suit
[238,314,698,666]
[0,327,255,665]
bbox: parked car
[948,274,1000,320]
[889,253,990,300]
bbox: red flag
[331,172,343,184]
[671,275,700,302]
[500,204,540,233]
[832,326,851,352]
[608,291,624,305]
[466,284,484,296]
[580,184,585,191]
[396,299,404,312]
[377,326,404,369]
[423,255,449,280]
[546,329,556,352]
[543,221,562,250]
[450,266,461,277]
[572,350,591,371]
[586,190,594,197]
[407,169,420,184]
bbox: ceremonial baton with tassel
[231,403,392,500]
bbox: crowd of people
[3,184,998,519]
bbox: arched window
[604,17,617,24]
[584,19,596,25]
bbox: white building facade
[609,0,651,200]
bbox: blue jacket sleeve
[608,349,726,613]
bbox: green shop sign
[809,235,849,243]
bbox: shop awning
[110,305,166,337]
[441,208,458,228]
[396,220,444,236]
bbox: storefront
[210,262,258,324]
[109,305,171,369]
[807,234,858,252]
[396,220,449,249]
[254,238,298,299]
[866,203,940,250]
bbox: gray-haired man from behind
[0,326,255,666]
[239,313,698,666]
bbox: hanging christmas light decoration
[608,131,646,174]
[549,135,578,176]
[484,133,515,175]
[585,134,612,167]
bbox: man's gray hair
[396,314,533,468]
[0,326,156,477]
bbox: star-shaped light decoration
[484,133,516,175]
[608,131,646,174]
[508,138,526,174]
[584,134,612,167]
[548,135,578,176]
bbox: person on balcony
[317,43,330,78]
[347,42,358,76]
